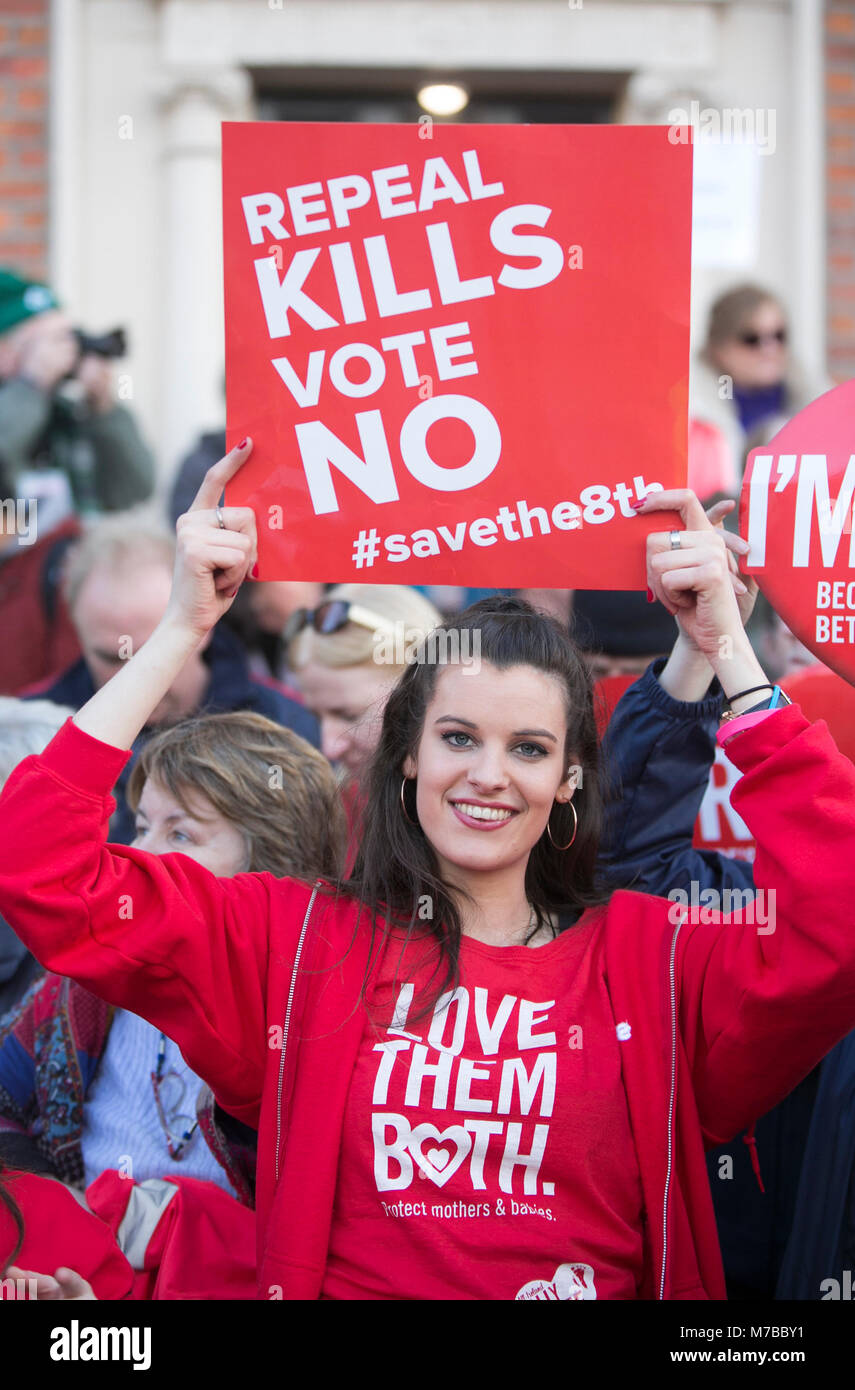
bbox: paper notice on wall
[691,139,761,270]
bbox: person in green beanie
[0,269,155,519]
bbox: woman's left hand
[638,489,749,662]
[705,497,759,629]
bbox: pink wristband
[716,707,779,748]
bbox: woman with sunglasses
[689,284,826,490]
[285,584,442,784]
[0,441,854,1301]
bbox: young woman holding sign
[0,441,853,1301]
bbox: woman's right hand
[168,439,258,641]
[71,438,259,750]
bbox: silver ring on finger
[669,530,682,551]
[215,505,226,530]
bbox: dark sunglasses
[283,599,396,644]
[738,328,787,348]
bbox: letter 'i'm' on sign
[738,379,855,684]
[222,122,692,589]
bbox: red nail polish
[227,587,239,598]
[631,498,647,510]
[250,562,259,579]
[646,587,655,603]
[238,436,249,450]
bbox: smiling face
[131,777,249,876]
[403,661,578,886]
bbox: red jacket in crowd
[0,1168,256,1300]
[0,709,853,1299]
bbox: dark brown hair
[343,596,610,1010]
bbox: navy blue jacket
[599,660,753,898]
[602,660,855,1301]
[25,622,319,845]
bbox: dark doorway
[254,67,624,125]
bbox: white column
[158,68,251,472]
[48,0,82,303]
[791,0,827,381]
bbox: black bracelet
[723,682,774,708]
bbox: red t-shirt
[322,911,645,1301]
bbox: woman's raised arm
[73,439,257,749]
[634,490,855,1140]
[600,496,759,896]
[0,440,304,1125]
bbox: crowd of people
[0,263,853,1302]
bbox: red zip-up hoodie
[0,709,853,1300]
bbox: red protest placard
[739,379,855,684]
[222,122,691,586]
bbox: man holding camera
[0,269,155,694]
[0,269,155,516]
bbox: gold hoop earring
[400,776,418,826]
[547,799,577,850]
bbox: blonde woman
[689,284,826,487]
[286,583,442,779]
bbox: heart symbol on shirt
[408,1124,472,1187]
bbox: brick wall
[826,0,855,380]
[0,0,49,280]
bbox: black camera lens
[73,327,127,359]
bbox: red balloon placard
[740,379,855,683]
